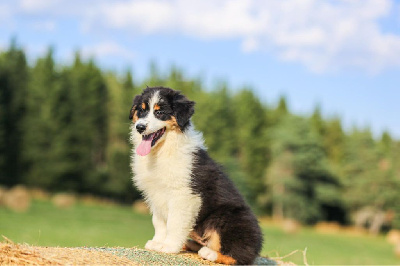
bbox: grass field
[1,200,399,264]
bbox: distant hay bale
[132,200,150,214]
[80,194,99,205]
[52,193,76,209]
[29,187,50,200]
[3,185,31,212]
[315,222,341,234]
[282,219,300,234]
[0,185,7,206]
[387,230,400,245]
[80,194,117,207]
[395,243,400,258]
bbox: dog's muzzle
[136,124,147,134]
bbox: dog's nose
[136,124,147,134]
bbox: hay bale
[52,193,76,209]
[80,194,101,205]
[282,219,300,234]
[395,243,400,258]
[387,230,400,245]
[315,222,341,234]
[132,200,150,214]
[3,185,31,212]
[80,194,117,207]
[29,187,50,200]
[0,185,7,206]
[0,237,136,265]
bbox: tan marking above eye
[154,104,160,111]
[141,102,146,110]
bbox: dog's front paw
[159,243,181,254]
[145,240,163,251]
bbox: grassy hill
[1,200,399,264]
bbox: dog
[129,86,263,264]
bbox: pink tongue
[136,136,153,156]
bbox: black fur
[171,92,195,130]
[191,149,263,265]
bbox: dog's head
[129,86,195,156]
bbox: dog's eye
[155,110,163,116]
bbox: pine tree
[265,115,342,224]
[0,41,29,186]
[310,105,325,137]
[105,70,140,200]
[24,48,58,188]
[341,128,400,230]
[49,54,109,192]
[193,82,236,160]
[323,118,345,164]
[232,88,269,206]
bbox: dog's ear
[129,95,142,120]
[172,92,195,131]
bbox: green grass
[1,200,399,264]
[0,200,153,247]
[262,225,398,264]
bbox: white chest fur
[130,125,204,220]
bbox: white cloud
[242,37,260,53]
[83,0,400,73]
[9,0,400,73]
[19,0,61,13]
[81,41,135,61]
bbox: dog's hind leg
[182,239,202,252]
[183,231,206,252]
[197,230,237,265]
[198,247,237,265]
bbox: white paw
[159,242,181,254]
[198,247,218,262]
[145,240,163,251]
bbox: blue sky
[1,0,400,138]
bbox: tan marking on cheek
[132,110,138,123]
[154,104,160,111]
[141,102,146,110]
[166,116,181,132]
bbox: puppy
[129,86,263,264]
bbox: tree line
[1,43,400,229]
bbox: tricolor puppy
[129,86,262,265]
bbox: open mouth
[136,127,166,156]
[143,127,166,147]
